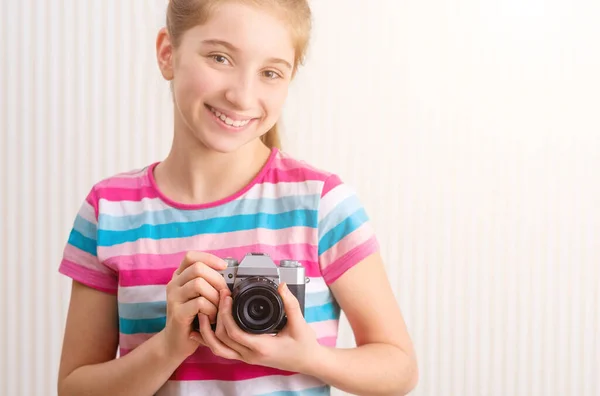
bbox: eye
[211,54,230,65]
[263,70,281,80]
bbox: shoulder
[82,164,155,219]
[272,150,346,197]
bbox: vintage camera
[192,253,308,334]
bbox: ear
[156,27,175,81]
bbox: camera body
[192,253,308,334]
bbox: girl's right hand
[162,251,229,361]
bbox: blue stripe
[73,215,96,239]
[118,301,166,320]
[118,292,331,322]
[318,208,368,255]
[119,291,335,319]
[318,195,363,239]
[118,301,339,334]
[97,209,318,247]
[119,316,166,335]
[305,290,333,308]
[257,386,330,396]
[67,229,97,256]
[99,195,320,231]
[305,302,339,323]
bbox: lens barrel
[231,276,284,334]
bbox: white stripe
[100,196,171,216]
[118,284,165,303]
[318,183,355,222]
[78,200,97,223]
[230,180,324,200]
[117,277,328,304]
[305,276,329,294]
[157,374,327,396]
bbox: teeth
[210,107,250,127]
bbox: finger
[199,314,242,361]
[189,330,206,346]
[218,294,257,352]
[179,277,220,306]
[279,283,303,327]
[176,261,229,291]
[180,296,218,324]
[174,251,228,278]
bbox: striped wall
[1,0,599,395]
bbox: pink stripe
[96,185,160,202]
[95,175,151,189]
[119,268,173,286]
[322,236,379,285]
[100,227,317,261]
[120,334,337,365]
[121,345,248,365]
[320,222,375,271]
[309,319,339,338]
[58,259,118,294]
[321,174,343,197]
[185,347,239,364]
[171,362,295,381]
[318,336,337,347]
[119,348,297,381]
[119,332,153,350]
[63,244,114,275]
[85,189,99,220]
[116,246,321,287]
[261,166,329,185]
[271,156,330,175]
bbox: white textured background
[1,0,599,395]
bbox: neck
[154,126,272,206]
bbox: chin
[191,129,262,155]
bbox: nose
[224,72,255,111]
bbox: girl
[56,1,418,395]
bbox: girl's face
[157,2,296,153]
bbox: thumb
[280,283,302,324]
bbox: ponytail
[261,122,282,149]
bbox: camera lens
[232,277,284,334]
[245,295,273,325]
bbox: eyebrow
[201,39,293,70]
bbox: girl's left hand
[198,282,321,373]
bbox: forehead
[182,2,295,63]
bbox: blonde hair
[166,0,312,149]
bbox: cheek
[264,85,289,117]
[175,63,216,107]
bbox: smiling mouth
[207,105,254,128]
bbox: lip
[205,105,257,132]
[207,105,257,122]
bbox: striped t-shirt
[58,148,379,396]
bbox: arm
[57,281,182,396]
[304,253,419,396]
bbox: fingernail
[282,283,289,296]
[190,335,202,343]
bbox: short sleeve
[58,187,118,294]
[317,174,380,285]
